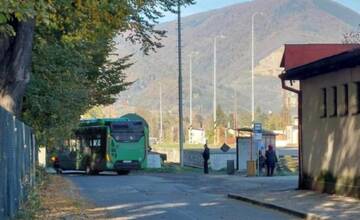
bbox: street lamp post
[213,35,225,144]
[251,12,263,124]
[251,12,264,177]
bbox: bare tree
[343,24,360,44]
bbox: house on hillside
[188,128,206,144]
[279,44,360,198]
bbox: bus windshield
[110,121,144,143]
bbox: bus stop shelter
[235,128,277,175]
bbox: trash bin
[227,160,235,175]
[247,160,256,176]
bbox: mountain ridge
[115,0,359,115]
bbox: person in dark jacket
[258,150,266,175]
[265,145,278,176]
[202,143,210,174]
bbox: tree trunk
[0,19,35,116]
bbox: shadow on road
[65,173,299,220]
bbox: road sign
[253,123,262,132]
[253,123,262,140]
[254,132,262,140]
[220,143,231,152]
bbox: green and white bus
[54,114,149,175]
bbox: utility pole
[159,83,163,144]
[251,12,263,124]
[177,1,184,167]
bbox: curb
[228,193,326,220]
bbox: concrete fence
[0,107,36,219]
[151,147,180,163]
[184,149,236,171]
[153,145,297,173]
[209,150,237,171]
[153,147,236,171]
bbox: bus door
[76,126,107,171]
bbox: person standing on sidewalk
[202,143,210,174]
[258,150,266,175]
[265,145,278,176]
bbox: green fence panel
[0,107,36,219]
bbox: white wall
[147,153,161,168]
[210,153,236,171]
[38,147,46,167]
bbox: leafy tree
[0,0,194,115]
[264,113,283,130]
[194,113,203,128]
[216,104,229,128]
[1,0,194,146]
[82,106,107,119]
[0,1,41,115]
[22,41,90,145]
[255,106,268,125]
[237,110,252,128]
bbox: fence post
[31,133,36,188]
[0,108,6,219]
[13,116,20,217]
[0,108,36,219]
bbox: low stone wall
[184,149,236,171]
[152,147,237,171]
[210,151,236,171]
[151,147,179,163]
[183,149,203,168]
[147,153,162,168]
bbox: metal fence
[0,107,36,219]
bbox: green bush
[16,166,49,220]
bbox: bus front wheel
[117,170,130,175]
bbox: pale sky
[159,0,360,22]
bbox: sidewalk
[227,176,360,220]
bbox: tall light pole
[213,35,225,144]
[177,1,184,167]
[251,12,263,124]
[189,51,198,128]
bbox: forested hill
[116,0,360,114]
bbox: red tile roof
[280,44,360,70]
[280,48,360,80]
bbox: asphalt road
[67,173,299,220]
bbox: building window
[330,86,337,117]
[321,88,327,118]
[340,84,349,116]
[355,82,360,115]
